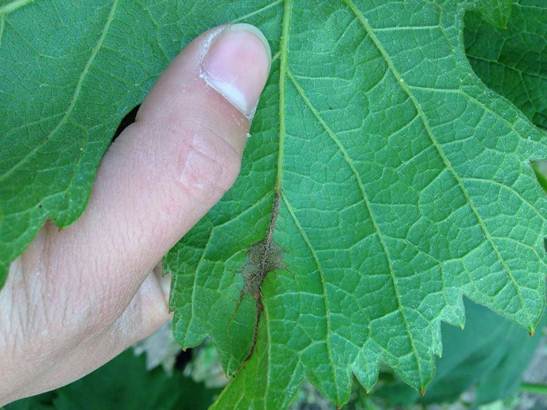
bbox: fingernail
[201,23,271,119]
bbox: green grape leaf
[475,0,513,29]
[0,1,545,408]
[5,350,217,410]
[374,300,544,406]
[465,0,547,129]
[165,0,546,407]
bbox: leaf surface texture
[0,1,545,407]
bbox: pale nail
[201,23,271,119]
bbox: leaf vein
[0,0,119,182]
[282,193,340,402]
[344,0,528,320]
[231,0,282,24]
[0,0,33,16]
[287,69,426,387]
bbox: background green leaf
[465,0,547,129]
[531,160,547,191]
[475,0,513,29]
[374,300,544,406]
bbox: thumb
[50,24,271,318]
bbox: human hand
[0,24,270,405]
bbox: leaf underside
[0,0,545,408]
[166,1,546,407]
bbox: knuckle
[177,126,242,202]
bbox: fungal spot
[235,237,283,363]
[241,191,282,299]
[232,192,282,364]
[242,238,283,298]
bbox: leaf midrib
[264,0,292,401]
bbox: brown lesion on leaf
[243,198,283,297]
[234,191,283,362]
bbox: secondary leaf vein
[0,0,33,16]
[282,193,341,402]
[287,69,426,388]
[344,0,528,319]
[0,0,119,182]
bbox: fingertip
[200,23,271,119]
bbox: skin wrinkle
[154,93,248,153]
[7,318,108,402]
[179,130,239,201]
[38,223,56,332]
[132,106,244,208]
[50,236,119,334]
[1,262,170,403]
[185,132,240,195]
[5,230,75,349]
[123,125,233,217]
[9,249,42,346]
